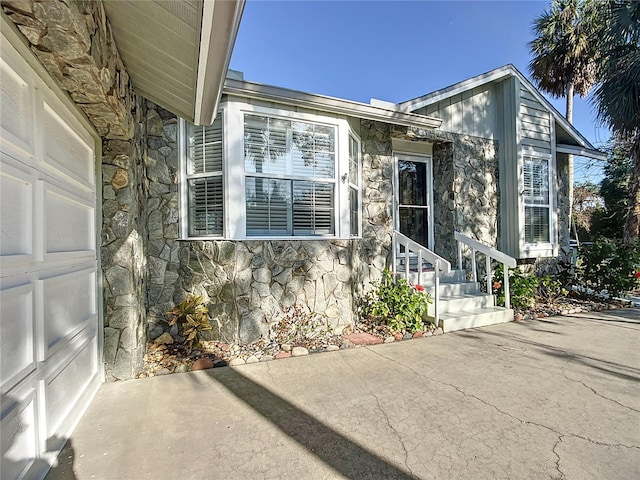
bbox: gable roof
[396,64,605,160]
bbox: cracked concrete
[46,309,640,479]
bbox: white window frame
[348,131,362,238]
[393,152,434,250]
[179,100,361,240]
[180,113,225,239]
[521,150,557,257]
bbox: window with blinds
[523,156,550,243]
[244,114,336,236]
[186,114,223,236]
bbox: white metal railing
[393,230,451,327]
[454,231,517,309]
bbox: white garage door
[1,26,102,480]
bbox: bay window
[180,103,361,240]
[244,115,336,236]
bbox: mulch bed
[137,294,636,379]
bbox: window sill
[521,243,558,259]
[179,236,362,242]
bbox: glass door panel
[397,158,432,249]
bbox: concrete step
[427,293,495,316]
[438,306,514,333]
[404,269,466,285]
[424,282,480,297]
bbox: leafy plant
[269,303,333,345]
[492,264,537,310]
[577,238,640,297]
[167,295,212,348]
[361,269,432,333]
[538,274,569,303]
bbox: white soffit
[104,0,244,125]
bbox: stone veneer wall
[556,153,571,262]
[144,110,394,343]
[433,134,500,266]
[3,0,147,380]
[100,115,148,381]
[2,0,135,138]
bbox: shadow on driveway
[473,317,640,384]
[187,365,417,480]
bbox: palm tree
[529,0,599,122]
[528,0,600,241]
[591,0,640,242]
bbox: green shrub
[577,238,640,297]
[167,295,212,348]
[362,269,432,333]
[492,264,537,310]
[538,274,568,303]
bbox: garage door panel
[2,22,100,480]
[0,160,33,258]
[0,56,35,158]
[44,337,97,440]
[41,102,94,189]
[44,184,95,254]
[0,388,38,480]
[43,268,96,356]
[0,283,36,393]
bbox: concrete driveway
[47,309,640,480]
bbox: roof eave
[556,144,607,161]
[194,0,245,125]
[398,65,515,112]
[223,79,443,129]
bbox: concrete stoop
[419,269,514,333]
[439,306,514,333]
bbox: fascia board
[398,66,514,112]
[556,144,607,161]
[194,0,245,126]
[223,79,443,129]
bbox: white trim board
[223,79,442,130]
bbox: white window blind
[523,156,550,243]
[181,104,362,240]
[186,114,223,236]
[187,118,223,174]
[244,114,336,237]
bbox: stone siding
[101,119,148,380]
[433,134,500,266]
[555,153,571,262]
[143,111,394,344]
[2,0,135,138]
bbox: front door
[395,154,434,249]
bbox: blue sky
[230,0,609,183]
